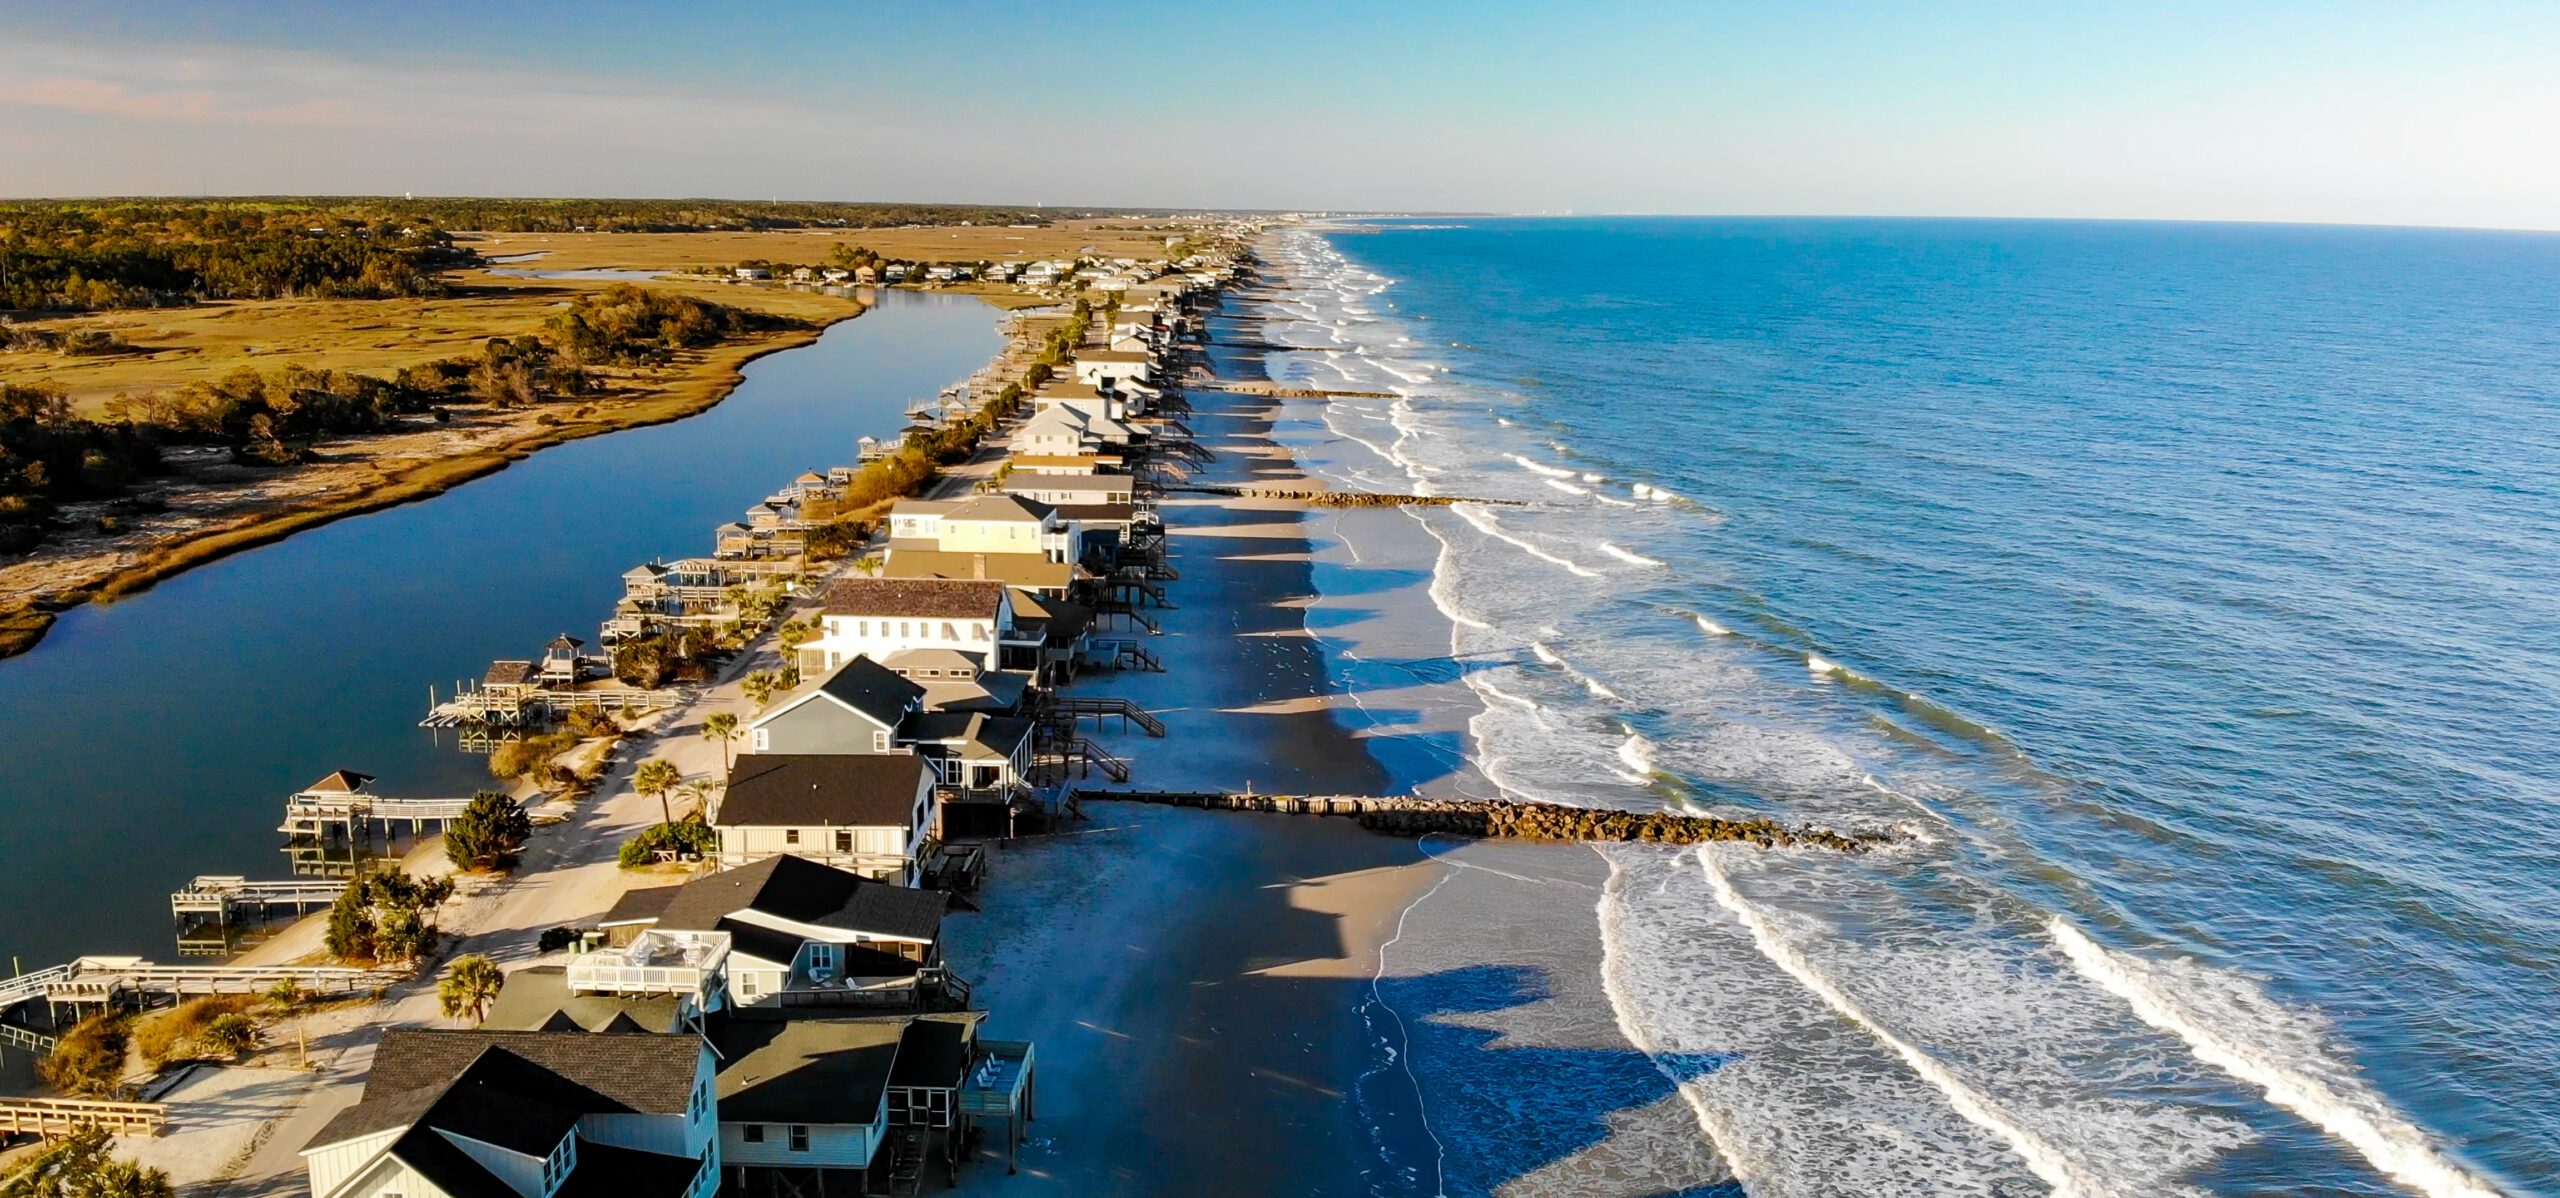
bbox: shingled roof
[718,754,931,830]
[359,1030,702,1114]
[821,577,1007,620]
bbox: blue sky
[3,1,2556,228]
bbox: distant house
[1072,349,1153,390]
[924,265,957,282]
[735,266,771,280]
[749,657,925,755]
[822,268,851,282]
[296,1030,720,1198]
[883,264,910,281]
[791,267,816,282]
[854,265,878,284]
[1006,407,1093,457]
[714,754,936,881]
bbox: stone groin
[1165,485,1522,509]
[1071,790,1885,853]
[1211,380,1402,400]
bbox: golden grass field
[0,217,1207,656]
[7,218,1183,414]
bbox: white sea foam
[1600,541,1667,567]
[1544,477,1591,496]
[1806,653,1842,676]
[1616,727,1657,782]
[1511,453,1577,478]
[1449,504,1601,578]
[1700,852,2124,1198]
[1530,641,1623,701]
[1694,615,1734,636]
[2052,920,2508,1198]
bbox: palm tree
[701,711,740,770]
[437,955,504,1025]
[741,670,779,710]
[633,758,682,826]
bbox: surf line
[2050,919,2507,1198]
[1700,848,2119,1198]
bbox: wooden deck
[170,876,347,920]
[0,1097,167,1138]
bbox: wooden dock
[20,957,408,1016]
[1069,790,1888,852]
[0,1097,167,1139]
[169,876,347,922]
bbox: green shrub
[617,818,717,868]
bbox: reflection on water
[0,291,1001,972]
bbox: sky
[3,0,2557,230]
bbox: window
[789,1126,811,1152]
[873,731,890,752]
[785,829,800,845]
[752,728,769,751]
[942,622,960,640]
[834,829,853,853]
[744,1124,766,1143]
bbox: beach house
[748,656,924,755]
[594,855,954,1009]
[1072,349,1153,391]
[798,578,1035,674]
[297,1030,720,1198]
[999,472,1137,507]
[1007,406,1094,456]
[713,753,936,882]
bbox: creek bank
[1072,790,1886,852]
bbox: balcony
[567,929,729,1002]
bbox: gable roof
[808,656,927,728]
[708,1012,907,1125]
[821,578,1007,621]
[653,855,947,943]
[304,770,375,794]
[940,494,1054,524]
[882,550,1075,590]
[358,1031,702,1115]
[717,754,932,831]
[479,967,688,1035]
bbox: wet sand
[942,291,1734,1196]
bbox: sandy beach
[939,284,1732,1196]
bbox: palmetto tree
[633,758,683,826]
[701,711,740,770]
[437,954,504,1025]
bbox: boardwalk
[170,876,346,921]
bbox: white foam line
[1450,504,1601,578]
[1694,615,1733,637]
[1511,453,1577,478]
[1700,849,2113,1198]
[2051,919,2508,1198]
[1358,857,1457,1198]
[1531,641,1622,700]
[1596,854,1762,1186]
[1599,541,1666,567]
[1544,477,1592,496]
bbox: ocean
[1261,218,2560,1197]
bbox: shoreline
[0,310,857,661]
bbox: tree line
[0,204,467,312]
[0,285,795,553]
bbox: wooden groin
[1164,485,1522,508]
[1071,791,1885,853]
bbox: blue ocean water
[1267,219,2560,1197]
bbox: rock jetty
[1164,485,1521,508]
[1071,790,1884,853]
